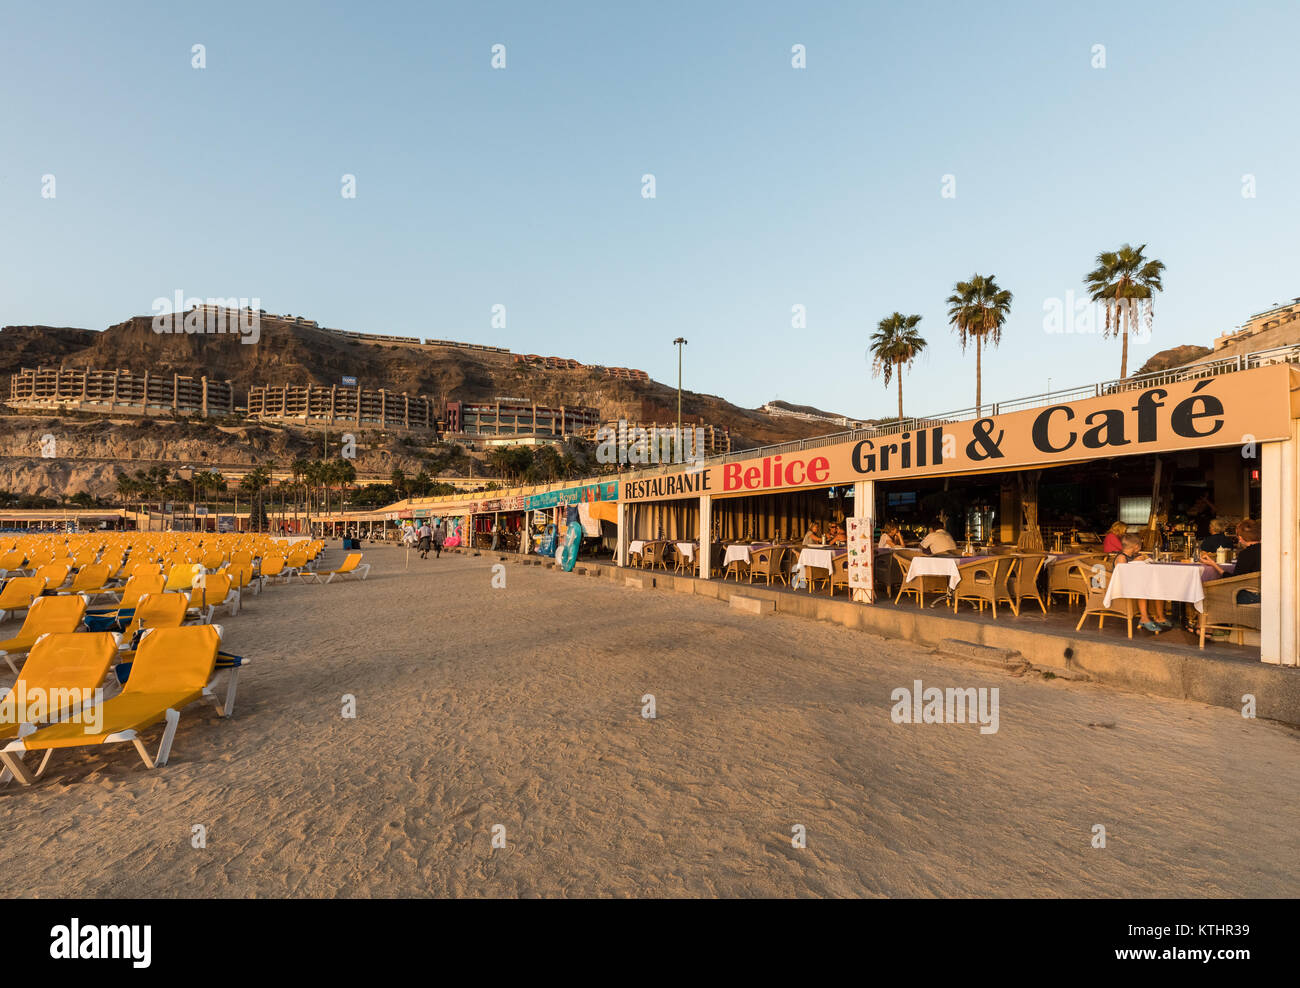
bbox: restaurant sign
[527,480,617,510]
[621,365,1297,503]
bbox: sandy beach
[1,545,1296,898]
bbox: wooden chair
[952,555,1018,617]
[1198,574,1261,648]
[1009,552,1048,614]
[1073,569,1133,637]
[749,546,786,586]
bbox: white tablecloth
[675,542,695,560]
[1103,561,1206,613]
[795,547,842,574]
[903,556,963,589]
[629,541,646,555]
[723,544,757,567]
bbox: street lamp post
[673,337,688,444]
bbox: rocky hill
[1,315,827,451]
[0,314,834,500]
[1135,345,1214,375]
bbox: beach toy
[559,521,583,571]
[535,524,558,557]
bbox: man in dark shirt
[1201,518,1260,602]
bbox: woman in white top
[877,522,905,549]
[802,522,826,546]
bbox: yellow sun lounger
[186,573,238,624]
[163,562,200,594]
[32,563,71,592]
[0,550,26,575]
[0,576,47,624]
[0,595,89,674]
[0,632,116,741]
[117,592,189,648]
[0,632,118,786]
[0,625,223,785]
[60,562,113,597]
[298,553,370,584]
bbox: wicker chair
[830,553,850,597]
[952,555,1018,618]
[874,550,896,598]
[673,543,693,574]
[1198,574,1261,648]
[749,546,786,586]
[644,541,669,571]
[893,549,949,607]
[1073,569,1133,637]
[706,542,724,579]
[805,557,832,594]
[1047,554,1104,608]
[723,546,749,582]
[1010,552,1048,614]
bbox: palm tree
[1084,243,1165,378]
[946,274,1013,415]
[869,313,927,421]
[389,467,407,501]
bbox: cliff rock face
[0,416,434,500]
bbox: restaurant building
[615,352,1300,666]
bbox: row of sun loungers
[0,532,368,787]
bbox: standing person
[417,520,432,559]
[432,520,445,559]
[491,519,502,552]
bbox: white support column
[699,494,712,579]
[853,480,875,526]
[853,480,875,603]
[616,500,628,568]
[1260,428,1298,665]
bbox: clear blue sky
[2,1,1297,420]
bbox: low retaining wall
[509,555,1300,726]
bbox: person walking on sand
[432,521,445,559]
[417,521,432,559]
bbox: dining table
[722,542,770,567]
[902,554,994,590]
[1103,560,1210,615]
[793,546,846,577]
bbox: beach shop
[617,357,1300,665]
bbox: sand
[0,545,1296,898]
